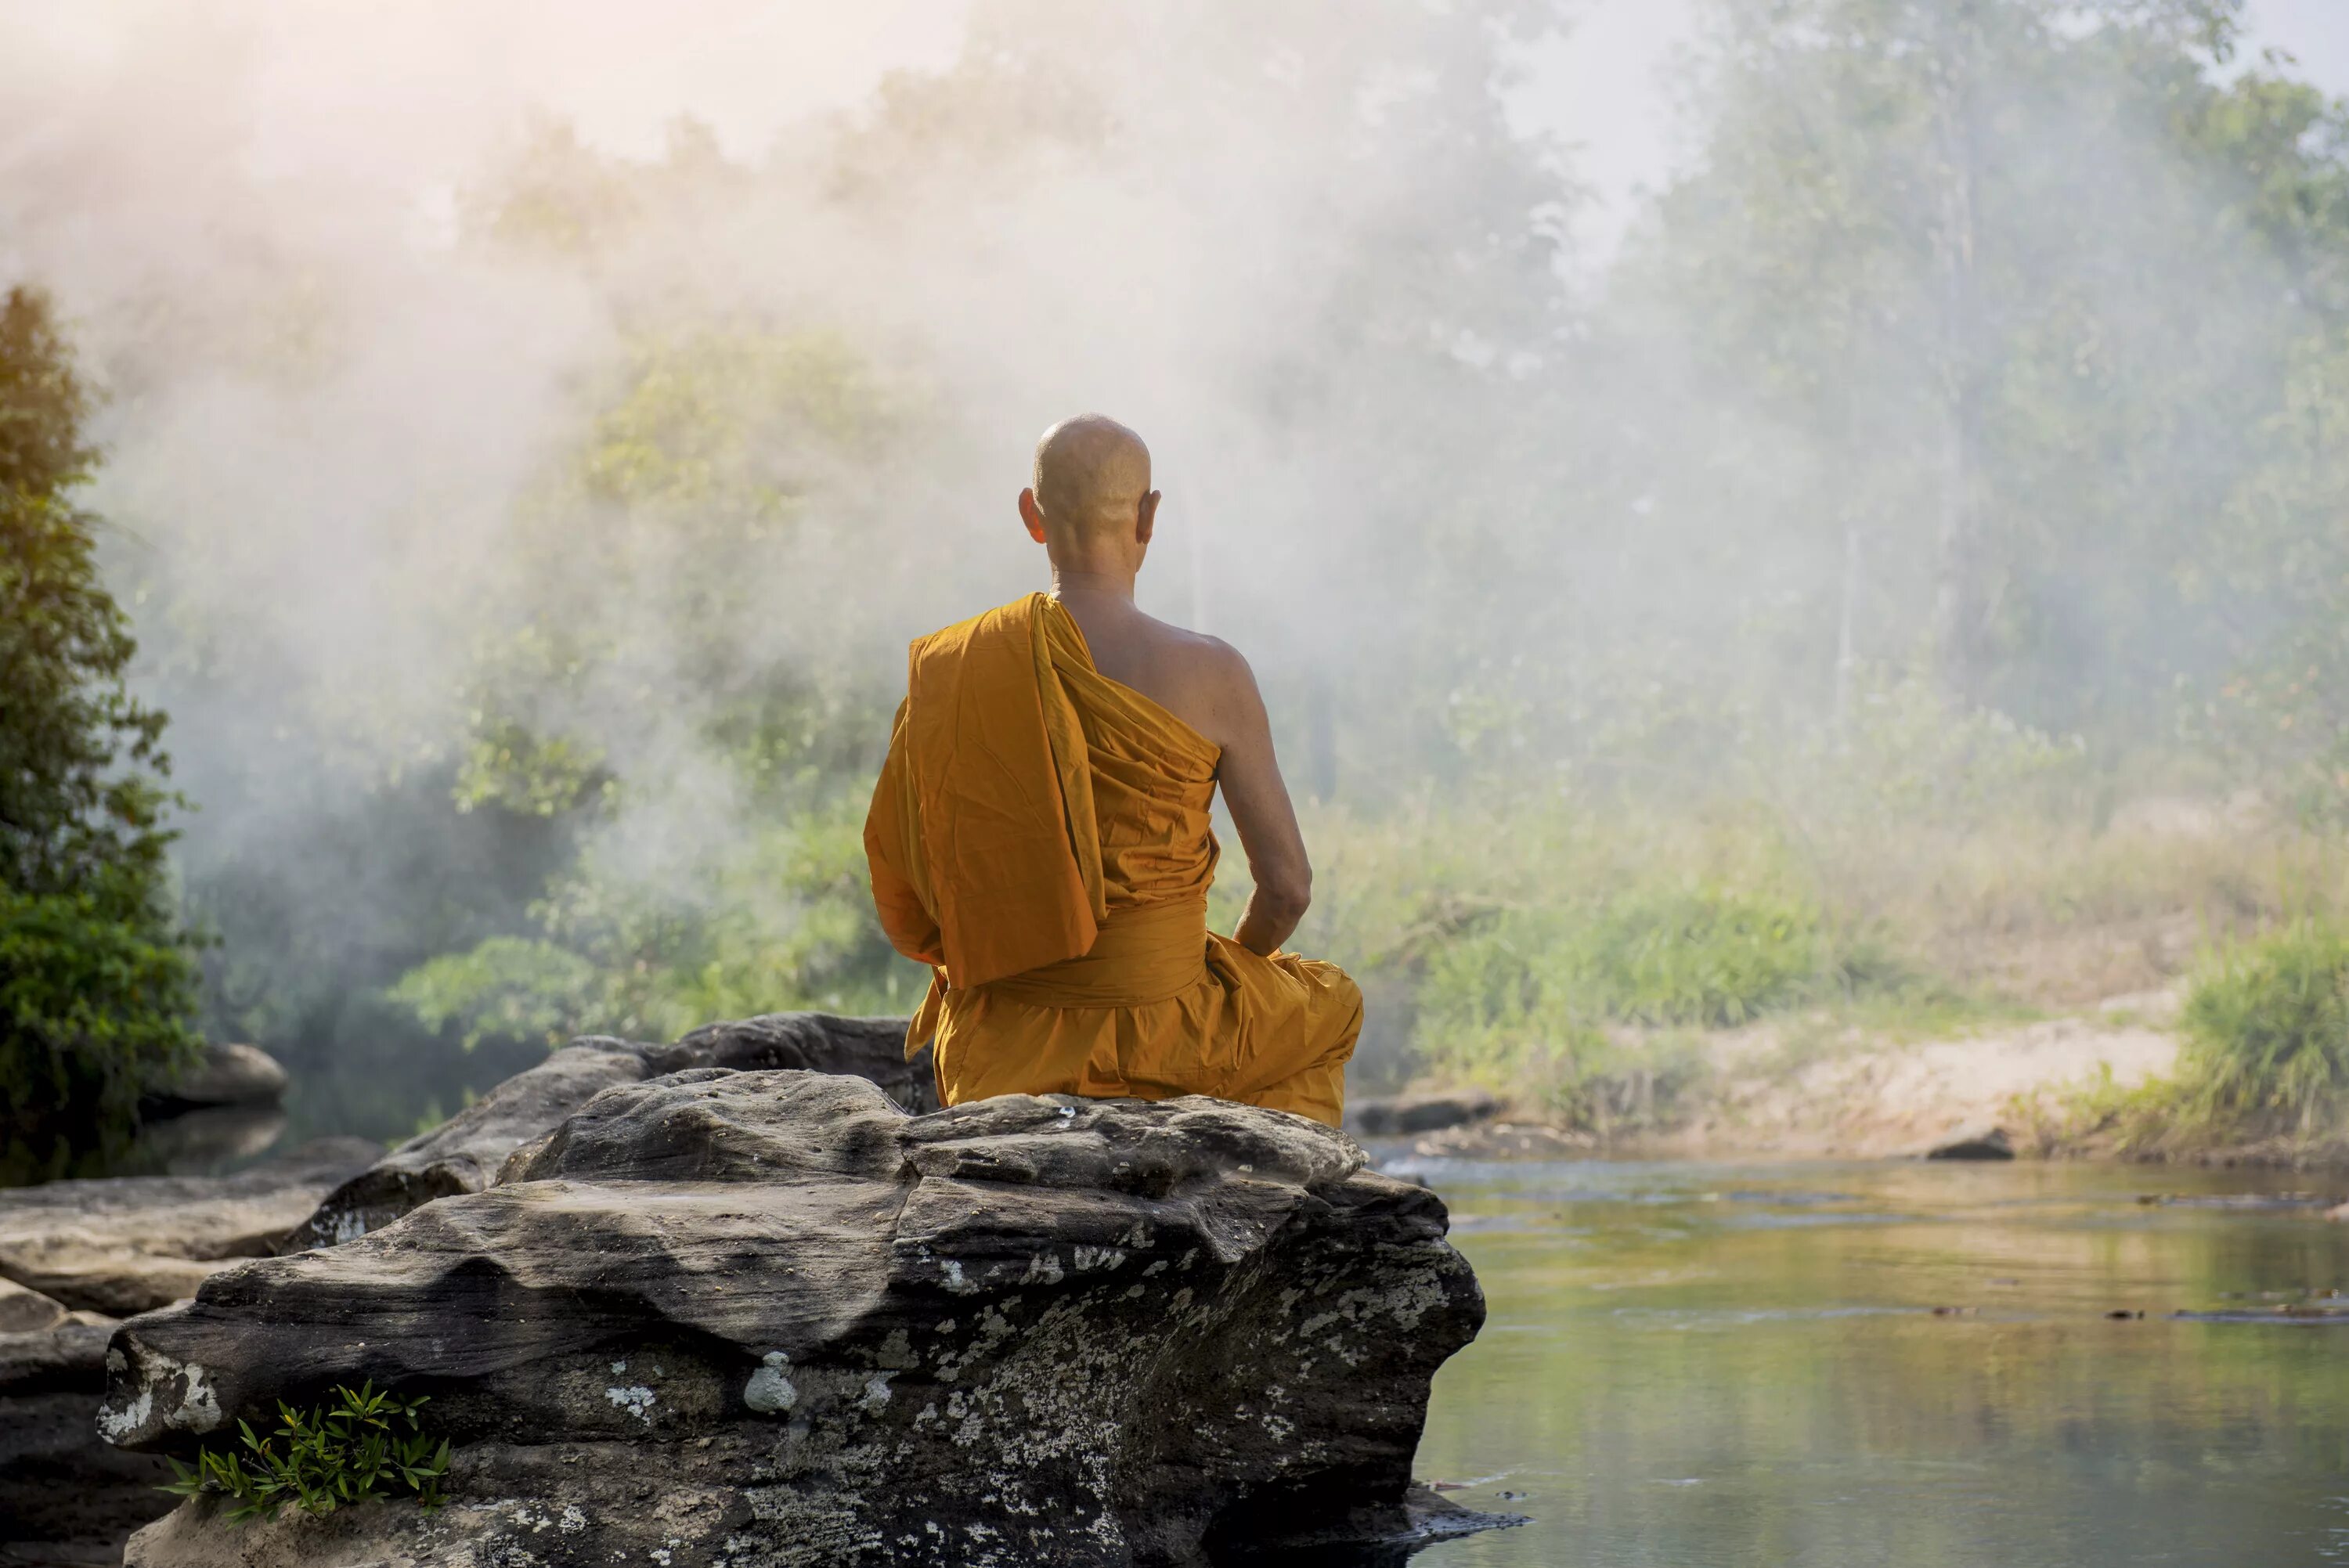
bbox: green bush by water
[1409,881,1856,1125]
[1,877,202,1130]
[1420,885,1825,1034]
[161,1382,450,1524]
[2176,918,2349,1138]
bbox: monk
[863,414,1362,1126]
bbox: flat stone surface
[0,1314,117,1397]
[110,1069,1485,1567]
[0,1138,380,1314]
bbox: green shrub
[1411,881,1837,1123]
[388,798,920,1051]
[0,874,201,1126]
[388,935,598,1052]
[1419,883,1824,1035]
[1565,885,1825,1026]
[2176,917,2349,1137]
[161,1382,450,1524]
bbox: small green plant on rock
[161,1381,450,1523]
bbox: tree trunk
[1835,520,1863,740]
[1931,0,1989,705]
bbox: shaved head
[1033,414,1152,543]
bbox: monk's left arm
[1203,646,1312,957]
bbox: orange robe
[864,593,1361,1126]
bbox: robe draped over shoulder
[864,593,1360,1126]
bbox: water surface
[1402,1156,2349,1567]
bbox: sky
[9,0,2337,265]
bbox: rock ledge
[107,1069,1486,1567]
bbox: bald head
[1030,414,1153,556]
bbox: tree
[1629,0,2310,736]
[0,285,199,1136]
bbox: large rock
[1,1282,174,1563]
[1348,1089,1501,1137]
[0,1137,381,1315]
[133,1102,291,1173]
[0,1310,117,1397]
[283,1040,652,1250]
[3,1390,176,1561]
[654,1011,936,1112]
[0,1275,74,1335]
[106,1069,1485,1566]
[284,1013,928,1251]
[1921,1123,2015,1161]
[143,1042,290,1112]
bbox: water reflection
[1407,1157,2349,1568]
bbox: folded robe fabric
[864,593,1361,1126]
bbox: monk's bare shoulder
[1139,617,1263,751]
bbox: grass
[2174,917,2349,1137]
[2012,916,2349,1162]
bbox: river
[1400,1155,2349,1568]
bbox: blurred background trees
[0,287,199,1152]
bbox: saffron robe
[864,593,1361,1126]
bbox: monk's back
[1052,590,1239,753]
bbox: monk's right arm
[864,700,946,966]
[1200,645,1312,957]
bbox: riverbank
[1380,980,2349,1170]
[1635,992,2185,1161]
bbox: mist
[3,0,2343,1134]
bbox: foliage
[2174,917,2349,1137]
[161,1382,450,1524]
[1406,879,1839,1124]
[387,935,596,1052]
[1423,885,1828,1036]
[0,286,198,1129]
[447,323,904,825]
[369,315,922,1055]
[1625,0,2337,734]
[392,799,919,1048]
[2,874,207,1123]
[2015,915,2349,1157]
[2197,327,2349,820]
